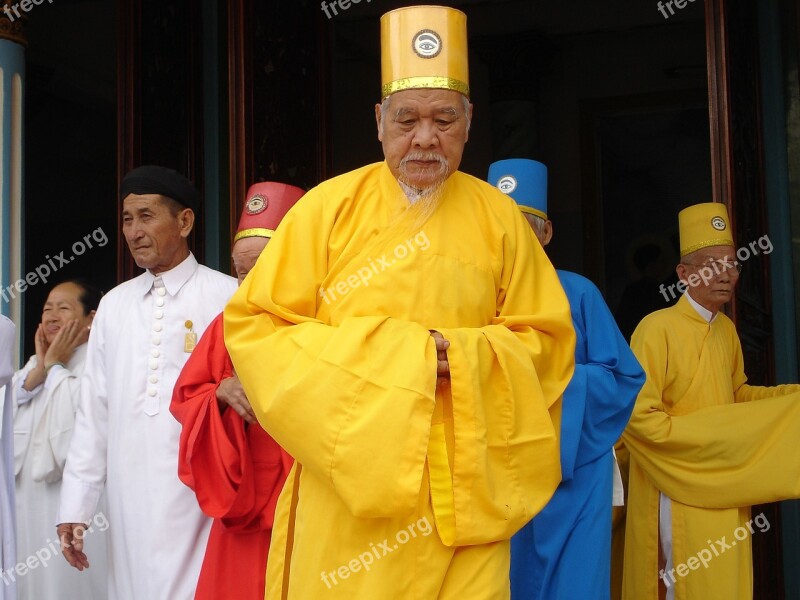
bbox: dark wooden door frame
[706,1,782,598]
[225,0,332,244]
[117,0,205,283]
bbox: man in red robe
[170,182,304,600]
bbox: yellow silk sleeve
[224,194,438,519]
[623,317,800,509]
[729,324,800,402]
[224,178,575,543]
[426,215,575,545]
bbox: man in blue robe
[488,159,645,600]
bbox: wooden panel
[116,0,141,282]
[227,0,253,238]
[226,0,330,236]
[117,0,205,282]
[707,0,782,597]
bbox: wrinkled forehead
[694,245,737,262]
[388,89,465,113]
[44,283,82,308]
[122,194,169,212]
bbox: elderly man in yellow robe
[622,202,800,600]
[223,6,576,599]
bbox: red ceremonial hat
[234,182,305,243]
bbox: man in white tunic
[57,166,237,600]
[13,279,107,599]
[0,315,17,600]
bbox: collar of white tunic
[684,290,718,323]
[133,253,199,297]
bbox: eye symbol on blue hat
[711,216,726,231]
[413,30,442,58]
[497,175,517,195]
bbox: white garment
[659,291,716,600]
[659,491,674,600]
[13,346,108,599]
[0,316,16,600]
[59,254,237,600]
[611,446,624,506]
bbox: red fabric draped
[171,314,292,599]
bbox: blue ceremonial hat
[487,158,548,220]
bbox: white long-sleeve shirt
[13,345,108,599]
[59,254,237,600]
[14,346,87,481]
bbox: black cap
[119,166,200,212]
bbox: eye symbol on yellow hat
[497,175,517,194]
[711,216,727,231]
[413,29,442,59]
[247,194,268,215]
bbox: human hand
[44,320,89,369]
[34,324,49,365]
[430,330,450,390]
[22,325,51,390]
[216,373,257,424]
[57,522,90,570]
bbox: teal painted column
[202,0,228,272]
[0,23,25,364]
[756,0,800,597]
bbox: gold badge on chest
[184,320,197,353]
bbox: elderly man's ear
[375,103,384,141]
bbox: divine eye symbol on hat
[246,194,268,215]
[711,216,727,231]
[497,175,518,195]
[413,29,442,59]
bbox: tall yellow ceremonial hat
[678,202,735,257]
[380,6,469,99]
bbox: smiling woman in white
[13,279,107,599]
[57,166,237,600]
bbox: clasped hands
[216,331,451,418]
[430,330,450,390]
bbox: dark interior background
[23,0,117,357]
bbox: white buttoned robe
[59,254,237,600]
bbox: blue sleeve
[557,272,645,478]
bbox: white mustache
[400,152,449,171]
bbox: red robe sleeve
[171,313,292,533]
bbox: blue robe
[510,271,644,600]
